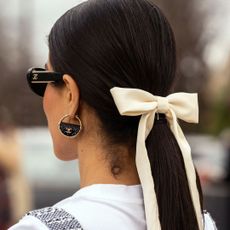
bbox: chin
[50,130,78,161]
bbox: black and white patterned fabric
[26,207,84,230]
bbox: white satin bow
[110,87,203,230]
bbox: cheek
[43,85,61,126]
[42,85,78,160]
[43,85,55,117]
[43,85,51,118]
[42,95,49,118]
[43,85,62,152]
[53,138,79,161]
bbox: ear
[62,74,80,118]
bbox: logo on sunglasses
[33,74,38,80]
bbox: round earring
[58,114,82,138]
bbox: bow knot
[156,96,169,113]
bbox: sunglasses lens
[30,83,47,97]
[27,68,47,97]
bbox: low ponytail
[49,0,204,229]
[147,120,203,229]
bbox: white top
[9,184,217,230]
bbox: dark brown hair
[48,0,203,229]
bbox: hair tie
[110,87,202,230]
[154,113,167,124]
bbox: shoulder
[8,213,48,230]
[9,207,84,230]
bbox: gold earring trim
[58,114,82,138]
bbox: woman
[10,0,217,229]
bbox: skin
[44,61,140,188]
[0,130,21,173]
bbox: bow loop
[110,87,158,116]
[167,93,199,123]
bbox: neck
[78,146,140,188]
[76,105,140,188]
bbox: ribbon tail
[169,110,203,230]
[136,113,161,230]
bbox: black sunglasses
[26,67,64,97]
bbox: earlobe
[63,74,80,117]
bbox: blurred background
[0,0,229,229]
